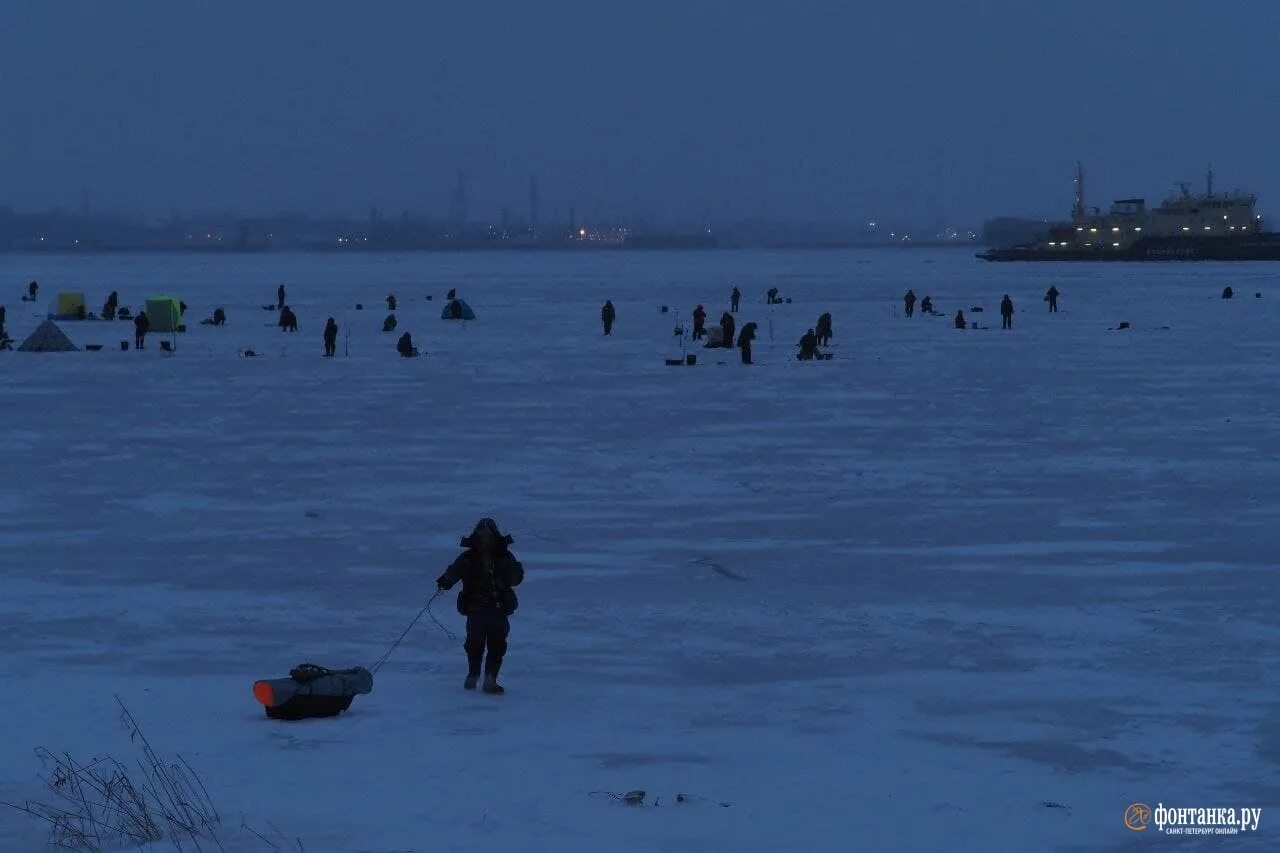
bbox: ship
[977,164,1280,261]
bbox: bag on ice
[252,663,373,720]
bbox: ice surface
[1,249,1277,851]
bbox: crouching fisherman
[437,518,524,694]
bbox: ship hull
[978,234,1280,261]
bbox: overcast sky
[2,1,1277,225]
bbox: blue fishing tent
[441,298,476,321]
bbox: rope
[368,590,457,674]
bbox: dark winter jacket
[737,323,756,348]
[324,319,339,344]
[692,307,706,328]
[797,330,818,359]
[1000,297,1014,317]
[602,301,615,322]
[437,547,524,615]
[134,313,150,335]
[816,313,832,335]
[721,313,736,348]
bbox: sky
[2,0,1278,226]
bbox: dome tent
[441,298,475,321]
[19,319,79,352]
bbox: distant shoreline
[0,242,979,255]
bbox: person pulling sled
[437,518,524,694]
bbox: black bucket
[120,341,129,351]
[160,340,173,352]
[664,357,683,366]
[686,354,697,365]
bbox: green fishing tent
[145,296,184,332]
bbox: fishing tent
[50,292,87,320]
[146,296,184,332]
[441,298,476,321]
[18,319,79,352]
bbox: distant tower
[1072,161,1085,221]
[451,172,468,232]
[529,176,540,235]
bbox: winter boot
[464,673,479,690]
[482,674,505,695]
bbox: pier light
[1112,242,1120,248]
[1111,227,1120,232]
[1204,225,1211,231]
[1085,242,1093,247]
[1048,241,1056,246]
[1182,226,1190,232]
[1089,227,1097,233]
[1134,226,1142,232]
[1076,226,1083,231]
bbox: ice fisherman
[692,305,707,340]
[731,286,741,313]
[954,310,967,329]
[277,284,286,310]
[396,331,418,357]
[103,291,119,321]
[1222,286,1234,300]
[279,305,298,332]
[383,314,398,332]
[601,300,616,335]
[721,311,736,349]
[1000,295,1014,330]
[904,289,917,318]
[28,281,38,300]
[738,322,757,364]
[1045,286,1060,312]
[133,311,150,349]
[816,312,833,346]
[920,296,933,315]
[212,307,226,326]
[797,328,819,360]
[767,287,780,305]
[324,317,339,357]
[387,294,397,311]
[436,518,525,694]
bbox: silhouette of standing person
[134,311,150,349]
[1000,295,1014,330]
[692,305,707,340]
[1046,286,1059,313]
[731,286,741,313]
[737,322,757,364]
[277,284,286,310]
[323,317,338,357]
[721,311,736,349]
[904,289,916,318]
[601,300,615,335]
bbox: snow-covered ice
[1,249,1277,851]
